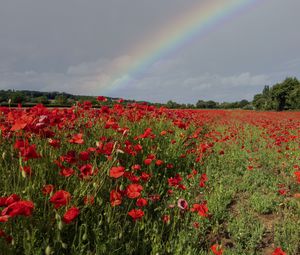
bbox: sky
[0,0,299,103]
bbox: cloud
[0,53,288,104]
[107,67,271,103]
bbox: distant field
[0,103,299,254]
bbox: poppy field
[0,101,300,255]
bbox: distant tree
[238,99,249,108]
[11,91,26,104]
[206,100,217,109]
[36,96,49,105]
[287,86,300,109]
[166,100,180,109]
[196,100,207,109]
[55,95,68,105]
[271,77,299,111]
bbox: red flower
[136,198,148,207]
[128,209,144,221]
[48,139,61,148]
[110,190,122,206]
[272,247,286,255]
[211,244,223,255]
[19,145,41,161]
[132,164,141,171]
[42,184,54,195]
[79,151,90,161]
[79,164,95,179]
[1,200,34,218]
[191,202,209,217]
[0,194,20,207]
[10,119,27,131]
[69,133,84,144]
[0,216,9,222]
[97,96,107,102]
[62,207,80,224]
[20,166,32,176]
[50,190,71,209]
[162,215,170,223]
[109,166,125,179]
[140,172,151,182]
[126,184,143,199]
[144,158,152,165]
[294,171,300,183]
[155,160,164,166]
[59,168,75,177]
[199,173,208,187]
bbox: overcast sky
[0,0,299,103]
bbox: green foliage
[227,210,265,252]
[253,77,300,111]
[249,192,278,214]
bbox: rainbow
[98,0,261,95]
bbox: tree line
[0,77,299,110]
[253,77,300,111]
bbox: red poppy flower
[126,184,143,199]
[132,164,141,171]
[109,166,125,179]
[211,244,223,255]
[50,190,71,209]
[0,216,9,222]
[20,166,32,176]
[162,215,170,223]
[1,200,34,218]
[62,207,80,224]
[144,158,152,165]
[20,145,41,161]
[59,168,75,177]
[294,171,300,183]
[155,160,164,166]
[191,202,209,217]
[128,209,144,221]
[79,164,95,179]
[272,247,286,255]
[42,184,54,195]
[136,198,148,207]
[110,190,122,206]
[79,151,90,161]
[69,133,84,144]
[97,96,107,102]
[0,194,20,207]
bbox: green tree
[55,95,68,105]
[271,77,299,111]
[11,91,26,104]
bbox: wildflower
[211,244,223,255]
[126,184,143,199]
[136,198,148,207]
[62,207,80,224]
[272,247,286,255]
[109,166,125,179]
[50,190,71,209]
[128,209,144,221]
[177,199,188,210]
[1,200,34,218]
[69,133,84,144]
[42,184,54,195]
[110,190,122,206]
